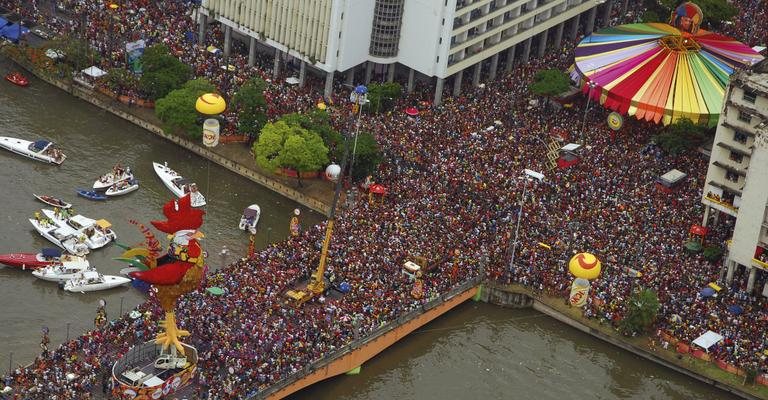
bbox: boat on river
[62,270,131,292]
[33,193,72,209]
[5,72,29,87]
[29,213,90,256]
[41,209,116,250]
[105,178,139,197]
[76,189,107,201]
[0,137,66,165]
[152,162,206,207]
[32,257,90,282]
[94,165,134,191]
[238,204,261,234]
[0,248,63,270]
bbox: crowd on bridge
[1,0,768,398]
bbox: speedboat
[42,209,116,249]
[32,257,91,282]
[238,204,261,234]
[33,193,72,209]
[152,162,206,207]
[94,165,134,191]
[105,178,139,197]
[0,248,63,270]
[76,189,107,201]
[29,213,90,256]
[0,137,66,165]
[5,72,29,87]
[62,270,131,292]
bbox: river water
[0,58,738,400]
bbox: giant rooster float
[111,194,203,399]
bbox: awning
[712,161,747,176]
[716,141,751,157]
[561,143,582,152]
[658,169,687,186]
[95,219,112,229]
[81,66,106,78]
[692,330,724,351]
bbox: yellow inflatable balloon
[568,252,602,280]
[195,93,227,115]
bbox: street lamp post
[508,169,545,273]
[348,85,368,189]
[581,81,597,142]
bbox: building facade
[701,60,768,292]
[199,0,622,101]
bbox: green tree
[703,245,724,263]
[154,78,216,138]
[47,36,96,71]
[281,110,344,154]
[253,121,329,186]
[367,82,402,113]
[232,77,268,142]
[640,9,661,23]
[138,44,191,100]
[103,67,138,93]
[619,289,661,335]
[348,132,383,181]
[653,118,711,155]
[529,69,571,97]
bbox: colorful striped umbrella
[572,22,764,126]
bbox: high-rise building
[199,0,616,101]
[701,59,768,292]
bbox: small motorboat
[0,137,66,165]
[42,209,116,250]
[238,204,261,234]
[76,189,107,201]
[5,72,29,87]
[93,164,134,191]
[153,162,206,207]
[105,178,139,197]
[33,193,72,209]
[62,270,131,292]
[32,257,90,282]
[0,248,63,270]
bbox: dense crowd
[1,0,768,398]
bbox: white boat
[238,204,261,234]
[32,257,90,282]
[63,270,131,292]
[41,209,117,250]
[0,137,66,165]
[93,165,134,191]
[29,214,90,256]
[152,162,206,207]
[106,178,139,196]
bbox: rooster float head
[151,194,204,234]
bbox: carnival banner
[125,39,146,74]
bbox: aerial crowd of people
[1,0,767,398]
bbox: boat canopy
[69,215,96,228]
[95,219,112,229]
[54,225,77,237]
[42,248,62,258]
[32,140,51,151]
[243,205,260,218]
[79,270,101,280]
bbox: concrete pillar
[248,37,256,67]
[504,45,516,73]
[713,209,720,225]
[726,260,735,285]
[621,0,629,17]
[585,7,597,35]
[223,26,231,57]
[488,53,499,81]
[299,61,306,88]
[570,14,580,40]
[537,30,548,58]
[701,205,711,226]
[472,61,482,87]
[521,37,532,63]
[553,22,564,50]
[747,266,757,293]
[365,62,373,84]
[407,68,415,93]
[324,71,334,99]
[387,63,395,83]
[453,69,464,97]
[346,67,355,86]
[602,0,613,28]
[272,49,281,79]
[198,14,207,46]
[434,77,444,106]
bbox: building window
[743,90,757,104]
[369,0,405,57]
[733,130,748,144]
[729,151,743,163]
[725,170,739,182]
[738,110,752,123]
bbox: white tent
[45,49,64,59]
[692,330,724,352]
[81,66,107,78]
[285,77,300,85]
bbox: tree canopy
[139,44,191,100]
[47,36,96,71]
[232,77,268,141]
[619,289,661,335]
[367,82,402,113]
[155,78,216,139]
[653,118,712,155]
[529,69,571,97]
[253,120,329,175]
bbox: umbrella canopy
[405,107,419,116]
[206,286,225,296]
[727,304,743,315]
[572,22,763,126]
[369,184,388,195]
[700,287,716,297]
[81,66,106,78]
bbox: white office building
[199,0,622,102]
[701,59,768,292]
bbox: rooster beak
[192,231,205,239]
